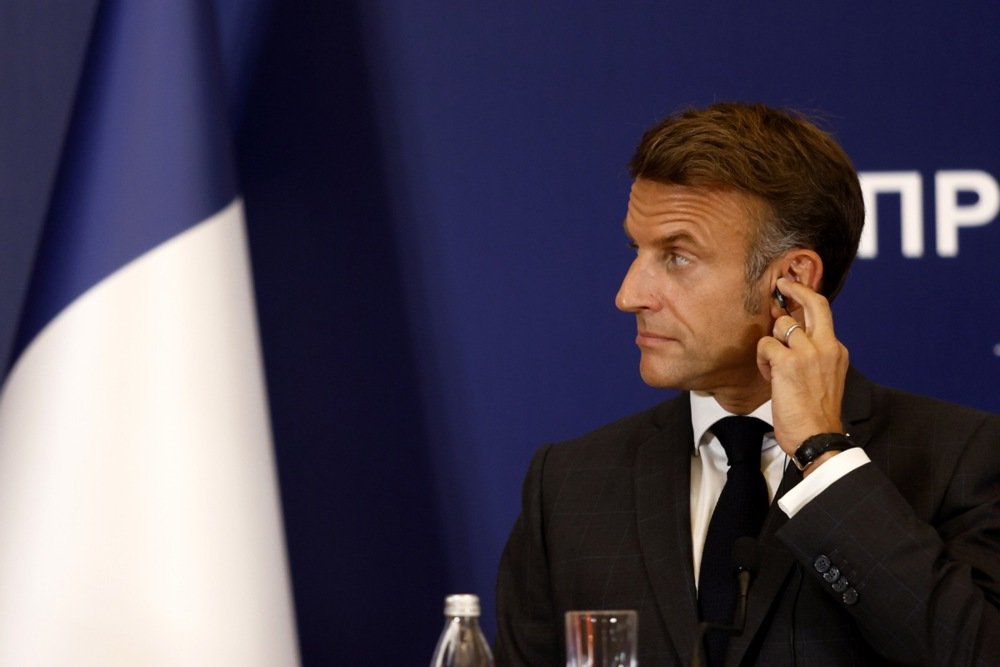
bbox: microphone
[691,537,761,667]
[731,536,760,632]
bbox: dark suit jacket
[495,369,1000,665]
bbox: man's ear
[784,249,823,291]
[769,249,824,317]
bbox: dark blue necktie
[698,416,771,667]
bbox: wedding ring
[783,323,802,344]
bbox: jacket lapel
[635,395,701,666]
[841,367,875,449]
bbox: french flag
[0,2,299,664]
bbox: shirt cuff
[777,447,871,517]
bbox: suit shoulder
[865,378,998,434]
[541,393,688,463]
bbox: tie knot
[711,416,771,466]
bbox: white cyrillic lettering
[934,170,999,257]
[857,172,924,258]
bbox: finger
[772,315,806,344]
[776,277,835,338]
[756,336,785,381]
[782,322,805,345]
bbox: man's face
[615,179,773,398]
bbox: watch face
[792,446,816,471]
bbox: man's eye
[666,252,691,267]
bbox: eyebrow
[623,220,700,249]
[653,231,699,248]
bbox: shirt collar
[689,391,774,455]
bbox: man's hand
[757,278,849,458]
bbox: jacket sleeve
[494,444,561,667]
[777,412,1000,666]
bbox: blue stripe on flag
[12,0,237,363]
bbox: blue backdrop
[3,2,998,664]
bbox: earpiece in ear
[773,286,788,311]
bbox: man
[494,103,1000,666]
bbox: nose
[615,257,657,313]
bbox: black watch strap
[792,433,856,471]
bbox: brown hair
[628,102,865,301]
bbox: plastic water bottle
[430,594,494,667]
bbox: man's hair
[628,102,865,302]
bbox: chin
[638,364,685,390]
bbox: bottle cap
[443,594,480,617]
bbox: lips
[636,329,677,345]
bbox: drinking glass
[565,610,637,667]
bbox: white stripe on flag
[0,199,298,666]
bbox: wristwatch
[792,433,856,471]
